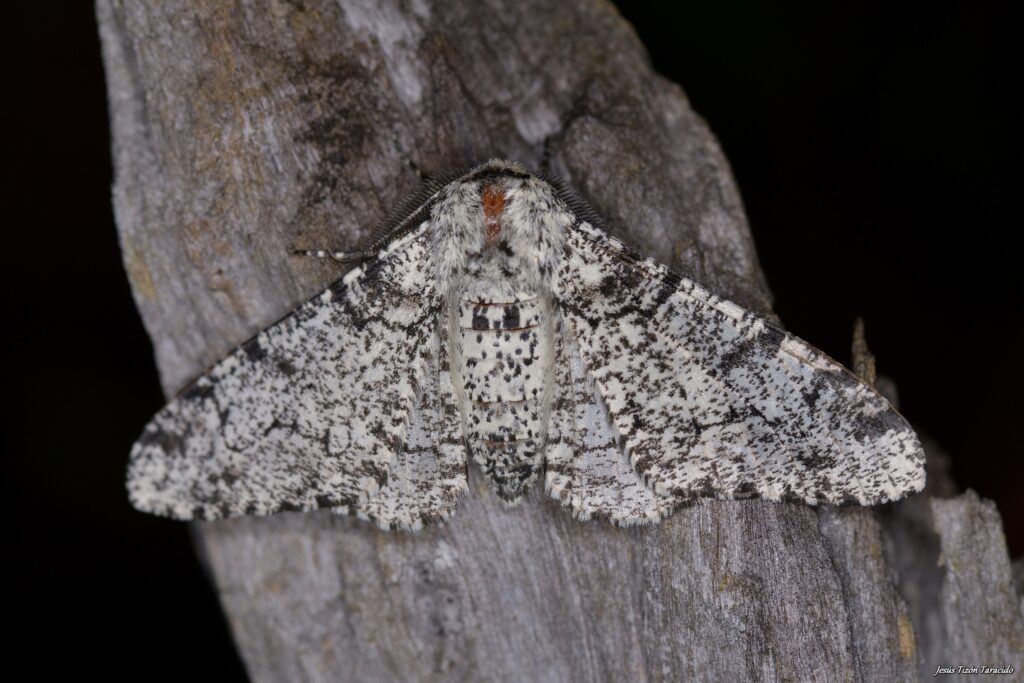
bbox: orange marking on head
[481,184,505,248]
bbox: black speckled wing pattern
[554,221,925,509]
[127,225,466,524]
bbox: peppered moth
[128,160,926,529]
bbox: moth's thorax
[430,165,571,297]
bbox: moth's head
[469,160,533,252]
[430,159,571,293]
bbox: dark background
[10,2,1016,680]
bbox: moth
[128,159,925,529]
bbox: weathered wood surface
[97,1,1023,680]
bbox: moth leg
[387,131,432,183]
[290,247,373,263]
[403,156,432,183]
[540,136,554,176]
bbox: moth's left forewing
[127,224,444,520]
[345,321,468,530]
[555,220,926,507]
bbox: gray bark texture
[97,1,1023,680]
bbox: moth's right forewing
[127,224,443,520]
[545,314,676,525]
[557,222,926,507]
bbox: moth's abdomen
[455,293,549,501]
